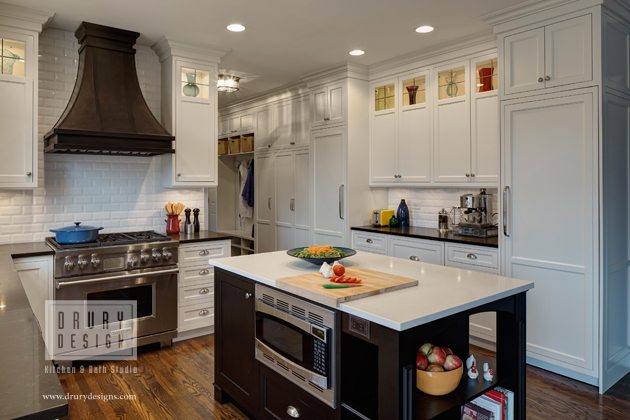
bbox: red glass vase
[478,67,494,92]
[165,214,180,234]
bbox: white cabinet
[352,231,389,255]
[256,107,274,149]
[176,240,230,339]
[502,89,598,379]
[390,237,444,265]
[13,256,53,331]
[293,95,311,146]
[275,149,311,249]
[502,14,593,96]
[312,128,345,246]
[255,152,275,253]
[0,27,39,188]
[312,83,344,127]
[225,112,254,135]
[218,116,229,137]
[155,40,222,187]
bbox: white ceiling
[10,0,529,106]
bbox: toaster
[372,209,395,227]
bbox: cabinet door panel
[256,154,274,223]
[275,101,293,147]
[390,238,444,265]
[471,94,499,184]
[313,130,345,243]
[294,151,310,229]
[176,100,214,182]
[256,108,273,149]
[433,100,470,183]
[276,224,294,251]
[240,113,254,132]
[399,106,431,183]
[0,80,32,185]
[504,28,545,95]
[329,85,344,124]
[257,222,275,253]
[312,89,327,125]
[228,115,240,134]
[275,152,294,226]
[545,15,592,88]
[294,96,311,145]
[370,111,397,183]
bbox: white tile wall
[0,28,205,244]
[388,187,499,228]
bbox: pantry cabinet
[154,39,223,187]
[0,25,40,188]
[312,83,344,127]
[502,14,593,96]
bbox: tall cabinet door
[503,27,545,95]
[275,152,295,250]
[471,56,499,184]
[312,129,346,246]
[502,90,598,379]
[256,153,276,253]
[544,15,593,88]
[256,107,274,149]
[294,150,311,246]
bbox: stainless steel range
[46,231,179,352]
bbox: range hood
[44,22,174,156]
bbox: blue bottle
[397,199,409,228]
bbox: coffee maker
[453,188,498,237]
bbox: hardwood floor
[58,336,630,419]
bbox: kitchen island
[211,251,533,419]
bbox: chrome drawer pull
[467,253,478,260]
[245,292,252,299]
[409,256,420,262]
[199,288,210,294]
[199,269,210,275]
[366,238,373,244]
[286,405,300,418]
[198,250,209,256]
[198,309,209,316]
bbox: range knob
[77,255,88,270]
[63,256,76,271]
[140,252,150,264]
[127,255,139,268]
[151,248,161,262]
[90,254,101,268]
[162,248,173,261]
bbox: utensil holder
[165,215,180,234]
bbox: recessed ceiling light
[415,25,434,34]
[227,23,246,32]
[349,49,365,56]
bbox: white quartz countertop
[210,251,533,331]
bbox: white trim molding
[0,2,53,32]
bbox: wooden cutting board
[276,267,418,307]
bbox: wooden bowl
[416,366,463,396]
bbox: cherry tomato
[332,264,345,276]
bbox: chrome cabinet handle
[268,197,272,210]
[290,141,296,145]
[470,173,475,177]
[290,198,295,211]
[323,117,330,121]
[245,292,252,299]
[199,309,209,316]
[177,173,182,177]
[503,186,510,237]
[198,250,210,256]
[199,288,210,294]
[409,256,420,262]
[199,268,209,275]
[26,171,32,176]
[339,184,345,220]
[538,77,544,83]
[465,173,470,177]
[366,238,373,244]
[286,405,300,418]
[466,253,478,260]
[545,75,551,81]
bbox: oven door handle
[55,267,179,290]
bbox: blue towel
[242,160,254,207]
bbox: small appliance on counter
[372,209,395,227]
[452,189,498,237]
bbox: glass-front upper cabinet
[474,58,498,94]
[181,67,210,99]
[437,66,465,100]
[401,74,426,107]
[1,38,26,77]
[374,82,395,112]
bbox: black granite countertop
[168,230,234,244]
[351,226,498,248]
[0,242,68,420]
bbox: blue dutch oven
[49,222,103,244]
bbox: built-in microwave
[254,284,336,407]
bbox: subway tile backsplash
[0,28,205,244]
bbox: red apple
[416,352,429,370]
[443,347,453,356]
[427,346,447,365]
[419,342,433,356]
[443,355,463,371]
[427,363,445,372]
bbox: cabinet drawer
[179,281,213,306]
[390,237,444,265]
[178,302,214,332]
[445,244,498,271]
[260,365,334,420]
[179,241,230,266]
[351,231,388,254]
[179,265,214,286]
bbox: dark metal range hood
[44,22,174,156]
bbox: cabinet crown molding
[301,63,368,87]
[484,0,602,33]
[0,2,53,32]
[152,37,228,64]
